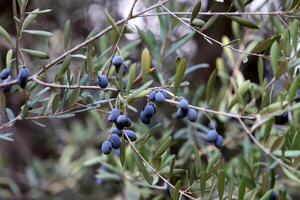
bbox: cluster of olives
[0,66,30,92]
[139,89,168,124]
[100,55,224,155]
[97,55,128,90]
[205,130,224,148]
[176,99,198,122]
[101,108,137,155]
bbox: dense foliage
[0,0,300,199]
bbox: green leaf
[0,26,12,44]
[259,190,273,200]
[270,41,279,74]
[165,32,195,57]
[259,101,288,115]
[21,48,49,59]
[288,74,300,102]
[22,30,53,37]
[127,80,153,101]
[64,20,71,50]
[6,49,13,69]
[282,167,300,184]
[126,63,136,95]
[257,57,264,84]
[228,16,259,29]
[141,48,151,83]
[154,136,171,158]
[201,15,218,31]
[291,20,299,51]
[105,11,119,34]
[191,18,205,27]
[56,56,72,82]
[65,88,81,109]
[120,136,126,166]
[173,57,187,96]
[238,176,246,200]
[218,170,225,200]
[133,153,152,184]
[228,80,251,110]
[206,68,218,102]
[252,35,280,53]
[172,180,181,200]
[22,9,38,31]
[273,150,300,157]
[191,0,201,23]
[275,61,287,79]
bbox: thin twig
[160,3,270,60]
[124,133,198,200]
[237,117,300,176]
[31,76,118,91]
[165,99,256,120]
[139,10,295,17]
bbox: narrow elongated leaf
[174,57,187,96]
[252,35,280,53]
[172,180,181,200]
[206,68,218,102]
[126,64,136,95]
[218,170,225,200]
[154,136,171,157]
[165,32,195,57]
[6,108,15,122]
[64,20,71,50]
[291,20,299,51]
[21,48,49,59]
[22,9,38,31]
[238,176,246,200]
[141,48,151,83]
[105,11,119,34]
[134,153,152,184]
[275,61,287,79]
[0,133,14,141]
[26,9,52,14]
[259,101,288,115]
[201,15,218,31]
[270,41,279,73]
[56,56,71,82]
[6,49,13,68]
[282,167,300,184]
[66,88,81,109]
[259,190,273,200]
[191,0,201,22]
[258,57,264,84]
[228,16,259,29]
[22,30,53,37]
[0,26,12,44]
[120,136,126,166]
[127,80,153,101]
[288,74,300,102]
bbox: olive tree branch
[0,0,169,89]
[139,10,296,17]
[124,133,198,200]
[160,3,271,60]
[237,117,300,177]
